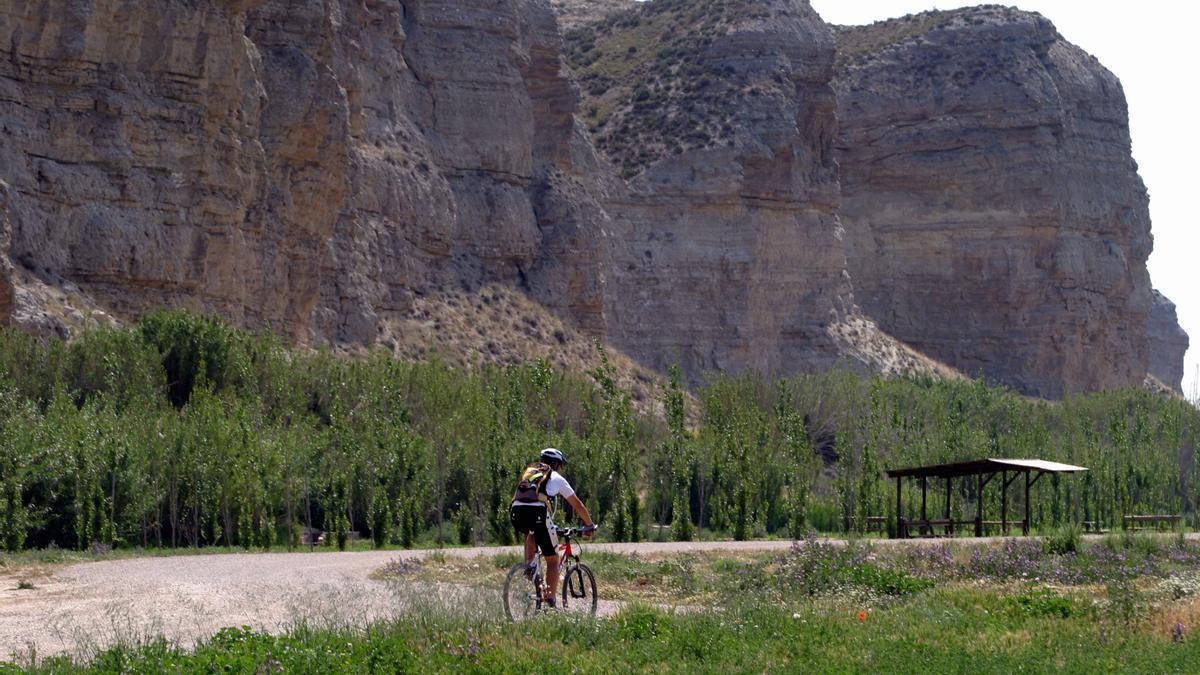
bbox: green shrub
[1009,589,1077,618]
[1044,523,1082,555]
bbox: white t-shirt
[545,471,575,499]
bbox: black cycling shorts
[510,503,556,557]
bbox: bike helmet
[539,448,566,467]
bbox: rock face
[835,7,1159,398]
[0,0,1183,397]
[0,0,609,344]
[1148,290,1189,392]
[569,0,936,380]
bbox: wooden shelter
[884,458,1088,538]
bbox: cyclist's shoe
[524,562,537,581]
[541,597,558,611]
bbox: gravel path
[0,540,798,659]
[3,534,1195,660]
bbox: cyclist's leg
[524,532,537,565]
[545,553,560,602]
[529,516,557,602]
[510,504,539,566]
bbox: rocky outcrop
[0,0,609,346]
[571,0,844,374]
[835,7,1157,398]
[566,0,953,381]
[1148,290,1188,392]
[0,0,1179,397]
[550,0,636,31]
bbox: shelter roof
[884,458,1088,479]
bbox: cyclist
[510,448,595,608]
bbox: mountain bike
[503,525,598,621]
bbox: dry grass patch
[1149,595,1200,642]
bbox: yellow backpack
[513,462,554,510]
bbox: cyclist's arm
[565,494,594,528]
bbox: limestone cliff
[0,0,608,347]
[834,6,1172,398]
[1148,289,1189,392]
[0,0,1182,398]
[568,0,952,381]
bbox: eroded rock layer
[835,7,1162,398]
[0,0,1183,397]
[0,0,608,346]
[1148,290,1189,392]
[571,0,891,380]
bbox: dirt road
[0,540,798,659]
[4,534,1195,660]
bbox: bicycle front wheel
[560,562,597,617]
[503,562,539,622]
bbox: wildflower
[858,611,867,622]
[1172,622,1186,644]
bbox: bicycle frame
[557,536,576,563]
[538,535,573,581]
[533,530,582,597]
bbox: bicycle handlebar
[555,524,598,538]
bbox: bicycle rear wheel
[503,562,540,621]
[560,562,597,617]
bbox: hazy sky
[809,0,1198,400]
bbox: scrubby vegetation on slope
[834,5,1047,68]
[563,0,760,177]
[0,311,1197,554]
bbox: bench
[1123,515,1182,531]
[901,518,1033,538]
[848,516,887,534]
[900,518,954,538]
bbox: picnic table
[900,518,1024,538]
[1123,514,1182,531]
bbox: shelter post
[945,477,952,536]
[895,475,903,539]
[1001,471,1008,535]
[1024,471,1031,536]
[975,473,984,537]
[921,477,927,522]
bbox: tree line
[0,310,1196,552]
